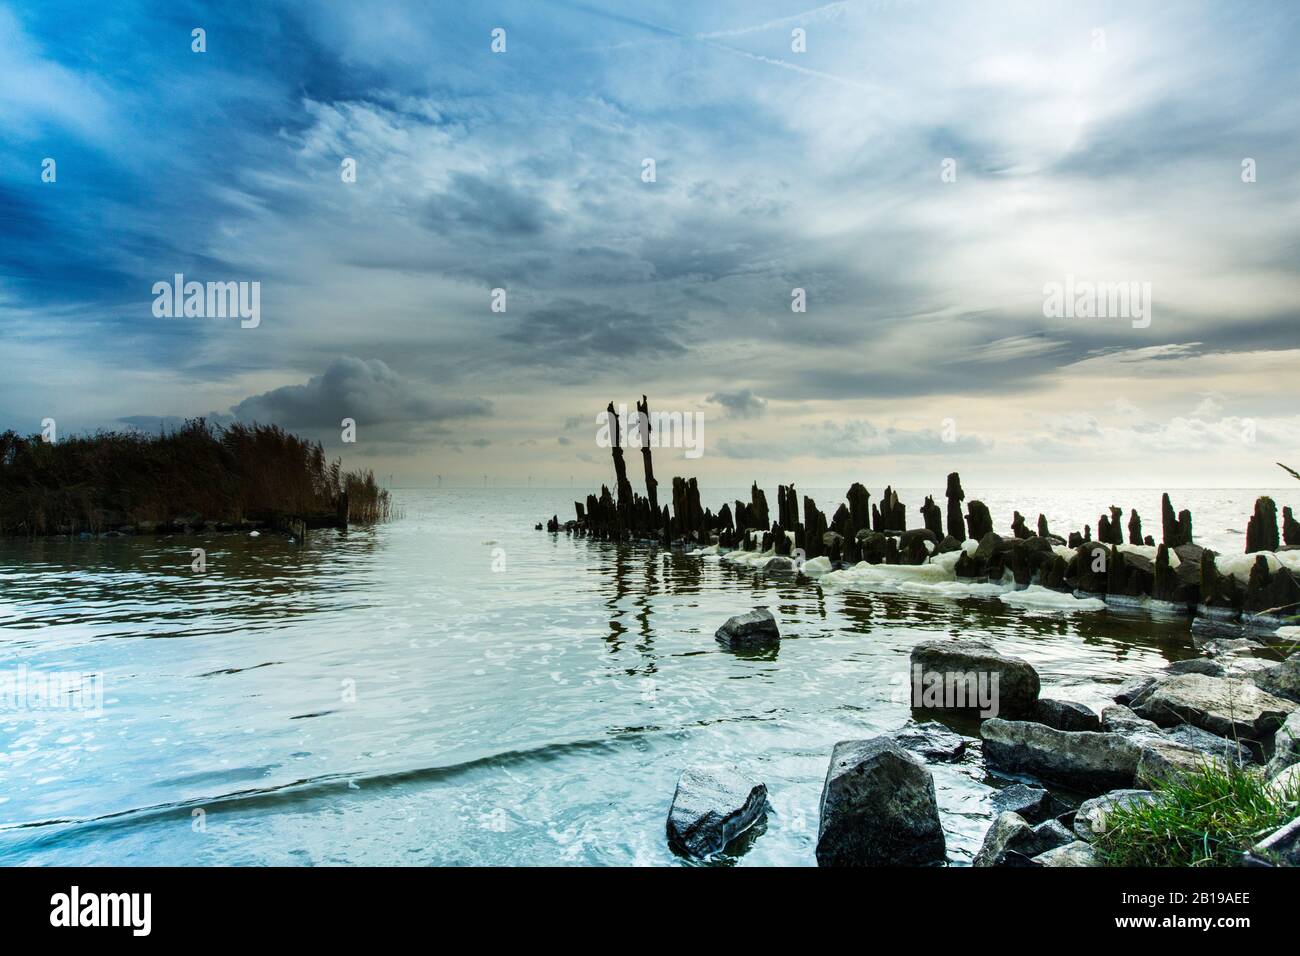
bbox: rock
[1073,790,1160,841]
[909,638,1040,720]
[972,812,1074,867]
[666,767,769,859]
[1251,816,1300,867]
[1266,764,1300,799]
[1114,675,1159,707]
[1032,840,1101,866]
[890,720,967,762]
[1192,635,1259,657]
[761,556,795,574]
[1168,658,1225,677]
[1136,739,1228,788]
[1033,698,1101,732]
[1164,723,1252,764]
[1251,652,1300,704]
[981,719,1142,792]
[1101,704,1162,737]
[1268,712,1300,777]
[992,783,1053,824]
[714,608,780,649]
[1132,673,1294,741]
[816,738,946,867]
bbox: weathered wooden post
[606,401,634,537]
[636,395,659,521]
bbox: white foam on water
[999,586,1106,612]
[1218,551,1281,582]
[821,559,1007,600]
[721,548,775,569]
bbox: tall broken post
[636,395,659,521]
[606,401,634,537]
[945,473,965,541]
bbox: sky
[2,0,1299,489]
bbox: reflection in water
[0,488,1212,866]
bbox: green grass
[1095,762,1299,866]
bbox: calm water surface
[0,487,1293,866]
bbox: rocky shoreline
[543,400,1300,865]
[664,608,1300,866]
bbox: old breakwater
[540,399,1300,635]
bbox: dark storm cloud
[231,357,491,429]
[424,172,556,237]
[502,300,688,363]
[706,389,768,418]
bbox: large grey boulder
[909,638,1040,719]
[991,783,1052,823]
[816,738,946,867]
[1073,790,1161,841]
[1032,840,1101,866]
[890,720,967,762]
[1113,675,1160,706]
[972,812,1074,867]
[1251,652,1300,703]
[666,767,769,859]
[1100,704,1162,738]
[1135,739,1228,788]
[1132,673,1294,740]
[1268,712,1300,777]
[1164,723,1252,764]
[981,719,1141,792]
[1033,698,1101,732]
[714,608,780,649]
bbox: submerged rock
[890,720,967,762]
[1132,673,1294,741]
[714,608,780,649]
[992,783,1053,823]
[909,638,1040,720]
[1033,698,1101,733]
[816,738,946,867]
[666,767,768,859]
[1073,789,1160,841]
[972,812,1073,867]
[981,719,1141,792]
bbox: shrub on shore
[0,419,392,535]
[1094,762,1299,866]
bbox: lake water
[0,486,1294,866]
